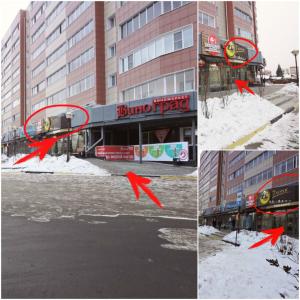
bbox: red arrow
[14,137,58,165]
[249,226,284,249]
[126,171,163,208]
[235,80,255,95]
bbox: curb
[111,174,197,180]
[225,106,295,149]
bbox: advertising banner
[133,142,189,162]
[95,146,134,161]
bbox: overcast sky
[0,0,299,74]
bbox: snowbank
[279,83,299,94]
[1,154,110,176]
[1,153,8,162]
[198,93,283,149]
[199,230,299,299]
[187,169,198,177]
[199,225,220,236]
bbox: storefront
[71,92,197,164]
[198,32,264,94]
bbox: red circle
[251,173,299,216]
[223,36,259,69]
[24,104,90,143]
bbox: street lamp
[291,49,299,86]
[66,111,73,162]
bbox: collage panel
[198,150,299,299]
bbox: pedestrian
[212,218,217,228]
[218,219,222,231]
[231,217,236,231]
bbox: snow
[242,112,299,150]
[1,154,110,176]
[188,169,198,177]
[158,228,197,251]
[199,230,299,299]
[198,92,283,149]
[199,225,220,236]
[279,83,299,94]
[1,153,8,162]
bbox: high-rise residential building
[198,1,264,92]
[199,151,299,236]
[1,10,27,136]
[1,1,198,163]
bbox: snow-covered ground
[1,154,110,176]
[199,230,299,299]
[198,92,283,149]
[199,225,220,236]
[242,112,299,149]
[278,83,299,95]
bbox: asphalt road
[2,172,197,298]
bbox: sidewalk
[86,158,197,177]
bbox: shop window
[183,127,192,144]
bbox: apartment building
[2,1,198,163]
[199,151,299,236]
[1,10,26,148]
[198,1,264,93]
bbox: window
[32,99,47,112]
[47,20,67,45]
[47,66,67,86]
[274,156,298,176]
[173,1,181,9]
[234,7,252,22]
[69,20,94,48]
[120,25,193,73]
[176,72,185,92]
[32,80,45,96]
[47,2,65,25]
[174,31,182,50]
[32,42,45,60]
[69,74,95,97]
[32,61,46,78]
[31,3,46,25]
[235,27,252,40]
[133,15,139,31]
[107,14,116,30]
[199,11,215,28]
[47,43,67,66]
[108,44,116,58]
[163,1,172,13]
[108,73,117,88]
[153,2,161,17]
[147,5,154,23]
[68,1,92,25]
[32,22,45,43]
[69,47,94,72]
[122,69,194,101]
[47,89,67,105]
[140,10,147,27]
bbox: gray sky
[0,1,299,74]
[256,1,299,74]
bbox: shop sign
[247,194,255,208]
[95,146,134,161]
[258,186,298,207]
[204,34,221,56]
[117,95,190,118]
[133,142,189,162]
[225,41,248,61]
[155,129,170,143]
[225,201,239,212]
[236,191,243,205]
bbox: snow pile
[187,169,198,177]
[198,93,283,149]
[1,153,8,162]
[199,225,220,236]
[243,112,299,150]
[199,230,299,299]
[279,83,299,94]
[1,154,110,176]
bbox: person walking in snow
[212,218,217,228]
[231,217,236,231]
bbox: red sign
[155,129,170,143]
[95,146,134,161]
[204,34,220,56]
[247,194,255,208]
[117,95,190,118]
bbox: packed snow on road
[1,154,110,176]
[198,92,283,149]
[199,230,299,299]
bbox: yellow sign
[226,42,236,58]
[260,190,271,205]
[43,118,51,132]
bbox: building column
[191,118,196,163]
[101,126,105,145]
[138,122,142,164]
